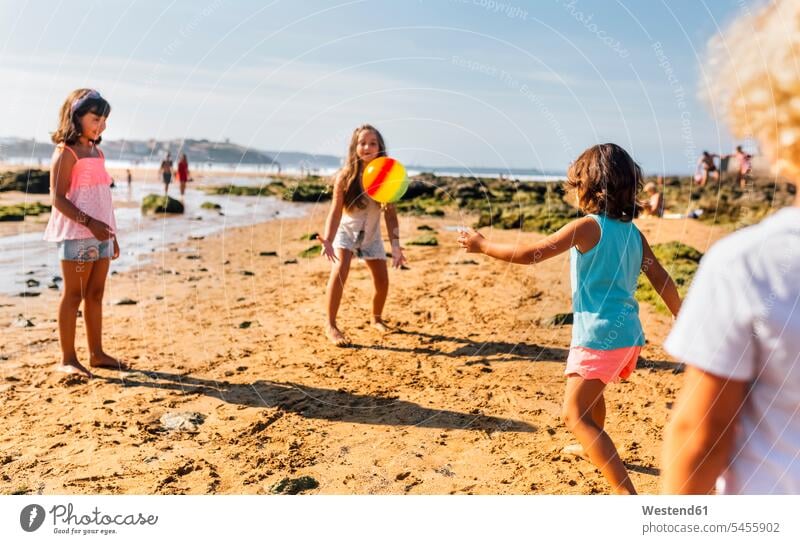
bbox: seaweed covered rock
[207,184,272,197]
[473,194,580,233]
[205,179,331,202]
[640,175,794,228]
[0,169,51,194]
[408,234,438,246]
[281,181,331,202]
[0,202,51,221]
[141,194,184,214]
[404,180,438,199]
[270,476,319,495]
[299,244,322,258]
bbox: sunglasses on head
[70,89,103,114]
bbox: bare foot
[89,352,130,371]
[55,360,93,378]
[562,443,585,458]
[326,325,350,347]
[371,318,391,333]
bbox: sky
[0,0,751,174]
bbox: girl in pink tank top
[45,88,127,378]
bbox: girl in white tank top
[320,125,407,346]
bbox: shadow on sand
[102,370,536,433]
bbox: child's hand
[321,239,338,262]
[457,228,485,253]
[112,237,120,260]
[392,247,407,269]
[88,218,113,241]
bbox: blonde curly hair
[705,0,800,181]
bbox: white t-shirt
[665,206,800,494]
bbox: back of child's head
[51,88,111,145]
[706,0,800,180]
[566,143,642,222]
[340,123,386,210]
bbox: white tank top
[338,197,382,244]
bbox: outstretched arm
[457,216,600,265]
[662,366,746,494]
[641,233,682,316]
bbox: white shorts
[332,229,386,260]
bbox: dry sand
[0,203,730,495]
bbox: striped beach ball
[362,157,409,203]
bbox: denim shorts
[332,229,386,260]
[57,237,113,262]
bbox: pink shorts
[565,346,642,384]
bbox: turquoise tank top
[569,214,645,349]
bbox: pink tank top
[43,145,117,242]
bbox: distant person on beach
[641,181,664,217]
[695,151,719,186]
[42,88,126,378]
[320,124,407,347]
[459,143,682,494]
[159,152,173,195]
[726,145,752,189]
[125,169,133,201]
[663,0,800,495]
[177,153,190,197]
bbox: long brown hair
[565,143,642,221]
[51,88,112,146]
[338,124,386,210]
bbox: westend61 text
[642,505,709,516]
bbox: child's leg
[325,248,353,345]
[562,393,605,457]
[83,258,124,369]
[56,260,93,377]
[561,375,636,494]
[592,393,605,428]
[364,258,389,331]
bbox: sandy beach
[0,198,731,495]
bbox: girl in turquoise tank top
[459,144,682,494]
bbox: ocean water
[0,178,308,295]
[2,156,566,182]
